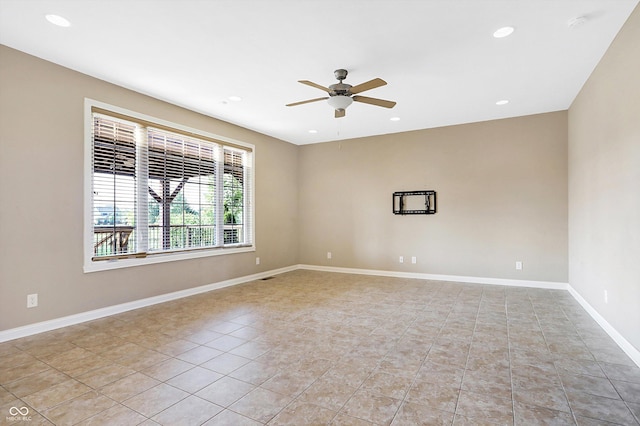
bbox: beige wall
[16,18,640,341]
[298,112,568,283]
[568,5,640,351]
[0,46,299,331]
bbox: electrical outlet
[399,256,404,263]
[27,294,38,308]
[411,256,417,264]
[604,290,608,304]
[327,252,332,260]
[255,257,260,265]
[515,261,523,270]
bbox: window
[85,100,254,272]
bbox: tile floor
[1,270,639,425]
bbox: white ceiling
[1,0,637,145]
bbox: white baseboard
[0,265,297,343]
[568,285,640,368]
[4,263,637,369]
[0,264,567,342]
[297,264,569,290]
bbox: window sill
[83,244,255,273]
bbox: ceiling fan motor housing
[329,83,352,96]
[330,69,352,96]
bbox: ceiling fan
[286,69,396,118]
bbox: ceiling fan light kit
[327,95,353,110]
[287,69,396,118]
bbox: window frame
[84,99,255,273]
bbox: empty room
[0,1,639,425]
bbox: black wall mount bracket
[393,190,436,215]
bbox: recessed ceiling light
[228,96,242,102]
[493,26,514,38]
[45,14,71,27]
[390,117,401,122]
[308,129,318,134]
[496,99,509,105]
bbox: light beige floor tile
[269,400,337,425]
[152,395,223,425]
[360,370,413,400]
[3,271,639,425]
[627,401,640,424]
[141,358,194,381]
[0,386,16,405]
[202,409,262,425]
[205,335,248,352]
[611,379,640,403]
[155,339,199,357]
[228,341,272,359]
[3,368,70,398]
[229,387,293,423]
[566,389,638,424]
[341,389,402,425]
[116,349,170,370]
[228,360,281,385]
[22,378,92,411]
[261,368,318,398]
[75,403,147,426]
[560,373,620,399]
[513,401,576,425]
[76,363,136,389]
[166,366,224,394]
[207,321,245,335]
[201,352,251,375]
[98,372,160,402]
[455,389,514,425]
[329,413,376,425]
[98,341,147,361]
[405,381,460,413]
[41,390,116,425]
[0,360,50,385]
[184,329,224,345]
[196,376,255,407]
[228,326,262,341]
[391,401,455,425]
[122,383,189,418]
[175,345,223,364]
[600,362,640,383]
[0,350,38,368]
[58,353,114,377]
[512,381,572,413]
[298,375,358,412]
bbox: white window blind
[92,116,139,257]
[90,110,253,262]
[147,128,219,252]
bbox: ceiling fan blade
[353,95,396,109]
[286,97,329,107]
[298,80,332,93]
[335,109,346,118]
[349,78,387,94]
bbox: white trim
[5,263,637,370]
[298,264,569,290]
[568,285,640,367]
[84,246,255,273]
[0,265,297,343]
